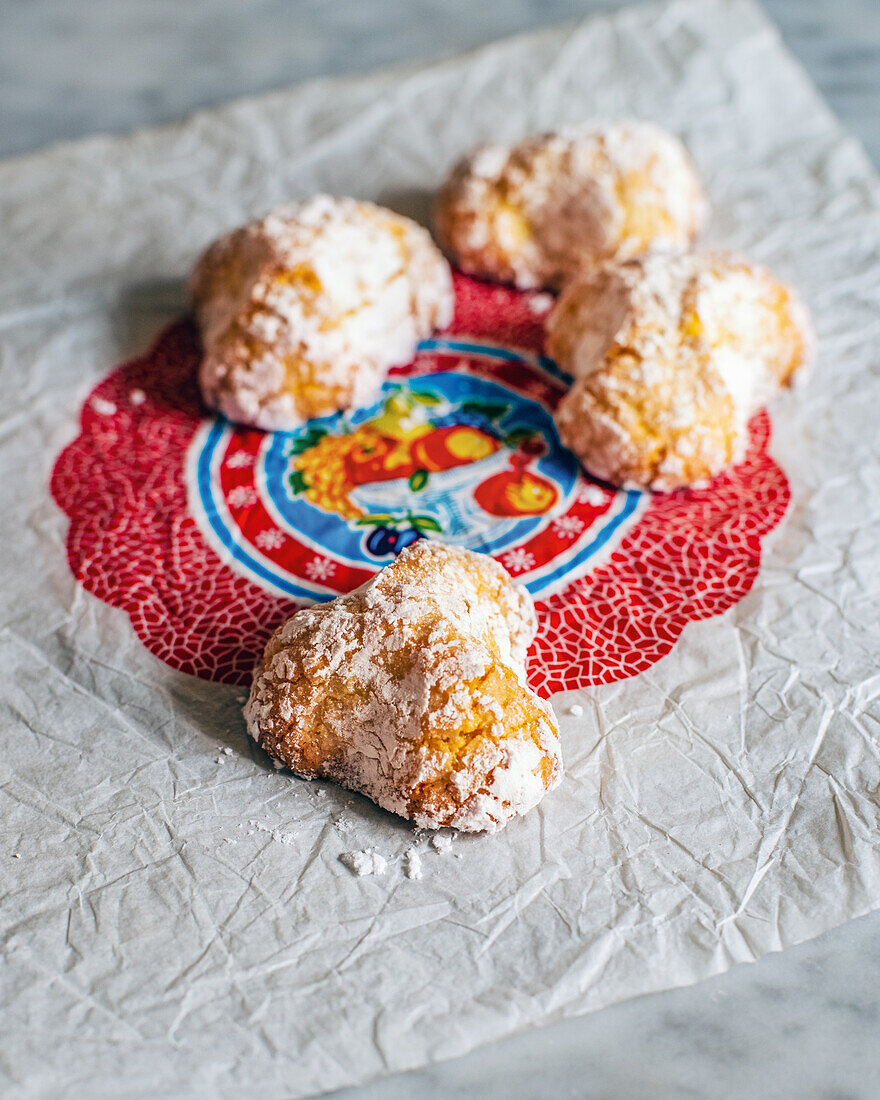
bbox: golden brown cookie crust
[191,196,454,430]
[434,121,708,290]
[549,252,812,491]
[245,541,562,832]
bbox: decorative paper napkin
[2,0,879,1095]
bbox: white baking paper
[2,0,880,1095]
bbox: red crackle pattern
[449,272,550,351]
[527,410,787,695]
[49,322,297,683]
[50,276,789,696]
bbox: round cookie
[549,251,812,491]
[434,120,707,290]
[191,195,454,431]
[245,541,561,832]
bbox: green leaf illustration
[411,391,441,406]
[461,400,509,420]
[504,427,536,445]
[410,514,442,533]
[355,513,396,527]
[289,427,328,455]
[408,469,429,492]
[288,471,309,495]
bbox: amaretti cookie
[191,195,454,431]
[434,120,707,290]
[244,540,561,832]
[549,251,812,491]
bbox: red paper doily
[51,274,789,697]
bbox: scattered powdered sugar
[568,704,584,717]
[128,389,147,406]
[403,849,423,880]
[90,396,116,416]
[222,746,233,756]
[430,833,454,853]
[340,849,387,877]
[248,819,297,845]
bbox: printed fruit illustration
[288,384,555,528]
[411,426,500,472]
[474,468,559,517]
[364,525,422,557]
[364,526,398,555]
[395,528,422,552]
[344,432,417,487]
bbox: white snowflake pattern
[255,528,286,551]
[305,556,336,582]
[553,515,585,539]
[578,483,610,506]
[226,451,254,469]
[227,485,258,509]
[501,547,536,575]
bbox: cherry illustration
[394,528,421,553]
[365,526,398,556]
[364,525,423,558]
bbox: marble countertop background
[3,2,878,1098]
[2,0,879,167]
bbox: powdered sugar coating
[434,120,707,290]
[549,251,812,491]
[191,195,454,430]
[244,541,561,832]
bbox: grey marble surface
[3,2,879,1098]
[1,0,879,167]
[332,912,880,1099]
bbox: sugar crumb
[248,819,296,845]
[340,849,387,877]
[568,704,584,717]
[90,396,116,416]
[527,293,555,315]
[403,848,423,880]
[431,833,453,853]
[129,389,147,406]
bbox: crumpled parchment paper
[2,0,879,1096]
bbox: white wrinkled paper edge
[2,0,880,1096]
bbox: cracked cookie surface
[191,195,454,431]
[549,251,812,490]
[244,541,562,832]
[434,121,707,290]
